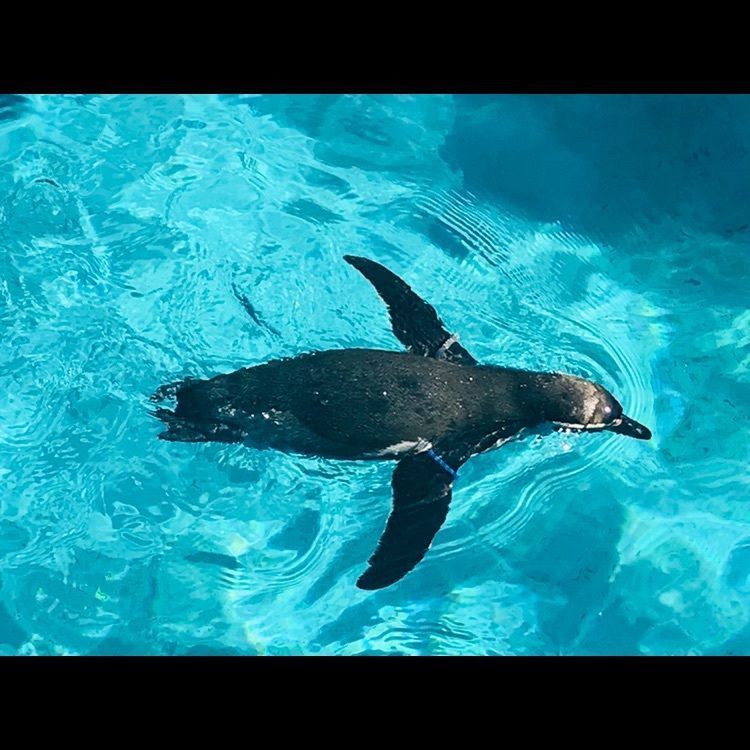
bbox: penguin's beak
[606,415,652,440]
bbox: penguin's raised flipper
[344,255,478,365]
[356,441,469,590]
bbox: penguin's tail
[150,406,210,442]
[149,378,245,444]
[150,377,194,405]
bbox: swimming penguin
[152,255,651,590]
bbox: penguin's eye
[603,402,623,422]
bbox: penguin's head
[547,375,652,440]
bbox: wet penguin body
[153,255,651,590]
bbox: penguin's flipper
[356,443,468,590]
[344,255,478,365]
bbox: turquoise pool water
[1,94,748,655]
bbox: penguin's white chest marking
[377,437,433,457]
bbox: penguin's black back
[171,349,541,457]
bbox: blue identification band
[426,448,459,480]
